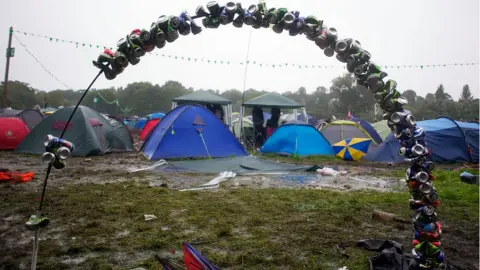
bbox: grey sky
[1,0,479,99]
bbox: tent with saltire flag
[15,106,134,156]
[332,138,372,161]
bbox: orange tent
[139,119,160,141]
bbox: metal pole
[3,26,13,108]
[241,28,253,105]
[240,28,253,140]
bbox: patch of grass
[0,169,478,269]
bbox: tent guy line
[13,34,72,89]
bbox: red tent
[0,117,30,150]
[139,119,160,141]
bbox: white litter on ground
[179,171,236,191]
[128,160,168,173]
[316,167,348,176]
[144,214,157,221]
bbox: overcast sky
[1,0,479,99]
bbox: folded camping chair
[155,242,219,270]
[251,124,266,149]
[241,126,257,149]
[183,242,220,270]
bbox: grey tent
[239,93,307,143]
[0,108,44,130]
[15,106,133,156]
[41,107,58,113]
[172,90,232,105]
[242,93,303,108]
[172,90,233,127]
[0,108,22,116]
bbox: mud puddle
[220,173,402,191]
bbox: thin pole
[30,69,104,270]
[3,27,13,108]
[241,28,253,105]
[240,29,253,141]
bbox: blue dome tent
[364,117,479,163]
[260,123,334,156]
[141,105,248,160]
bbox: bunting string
[14,29,480,70]
[94,92,133,113]
[13,33,132,113]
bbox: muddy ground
[0,151,478,270]
[0,151,404,191]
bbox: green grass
[0,169,478,269]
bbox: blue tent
[351,117,383,144]
[134,118,147,129]
[365,117,479,163]
[260,123,334,156]
[142,104,248,160]
[147,112,165,120]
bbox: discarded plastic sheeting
[128,159,168,173]
[155,156,320,174]
[179,171,236,191]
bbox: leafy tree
[221,89,242,112]
[329,73,375,119]
[459,84,474,102]
[402,90,417,106]
[0,81,38,109]
[2,79,479,123]
[434,84,452,101]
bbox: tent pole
[240,106,244,143]
[241,28,253,106]
[228,104,232,128]
[302,107,307,123]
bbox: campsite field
[0,151,478,270]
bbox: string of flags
[13,31,131,113]
[15,29,480,70]
[94,92,133,113]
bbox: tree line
[1,73,478,122]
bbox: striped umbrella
[332,138,372,161]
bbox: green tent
[232,117,254,138]
[242,93,303,108]
[15,106,134,156]
[371,120,391,140]
[173,90,232,105]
